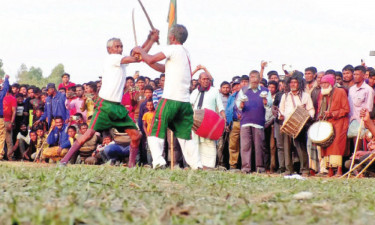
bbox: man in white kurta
[190,72,225,168]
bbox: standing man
[304,67,318,95]
[60,30,159,167]
[217,81,231,167]
[236,70,271,173]
[0,75,10,160]
[219,81,231,109]
[190,71,225,168]
[225,79,242,170]
[342,65,355,91]
[133,24,202,169]
[36,83,69,128]
[3,89,17,160]
[317,75,349,177]
[279,72,315,176]
[347,66,374,141]
[58,73,76,91]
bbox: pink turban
[321,75,335,87]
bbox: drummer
[317,74,350,177]
[279,72,315,176]
[190,68,225,169]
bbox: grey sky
[1,0,374,85]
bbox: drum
[308,121,335,148]
[193,109,225,140]
[280,106,310,138]
[111,128,131,145]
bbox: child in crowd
[143,100,155,136]
[35,127,48,162]
[25,131,37,161]
[81,82,97,124]
[32,107,47,132]
[142,99,156,165]
[67,126,77,146]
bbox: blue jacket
[47,124,71,149]
[0,77,10,116]
[225,91,239,126]
[40,92,69,126]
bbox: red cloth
[3,95,17,122]
[320,88,350,157]
[58,82,76,91]
[121,91,135,120]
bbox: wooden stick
[340,153,374,178]
[348,118,364,179]
[355,155,375,178]
[171,131,174,170]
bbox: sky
[1,0,375,86]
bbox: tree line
[0,59,64,88]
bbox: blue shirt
[40,92,69,125]
[47,124,71,149]
[225,91,239,126]
[0,77,10,116]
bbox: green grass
[1,162,375,225]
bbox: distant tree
[45,63,64,85]
[15,63,65,88]
[0,59,5,79]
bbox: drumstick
[348,118,364,179]
[339,153,374,178]
[355,155,375,178]
[171,131,174,170]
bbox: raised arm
[141,29,159,53]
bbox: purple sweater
[240,87,268,127]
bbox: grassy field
[1,162,375,225]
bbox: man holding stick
[133,24,202,169]
[59,30,159,167]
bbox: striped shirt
[152,88,164,108]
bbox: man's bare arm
[121,56,141,64]
[149,63,165,73]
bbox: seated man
[34,126,49,162]
[76,123,100,163]
[42,116,71,162]
[24,131,37,161]
[103,135,130,165]
[86,133,114,165]
[9,123,30,159]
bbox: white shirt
[17,132,30,145]
[279,91,315,120]
[99,54,128,102]
[190,87,224,112]
[162,45,191,102]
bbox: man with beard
[316,75,349,177]
[342,65,355,91]
[279,72,315,176]
[220,81,231,109]
[9,123,30,159]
